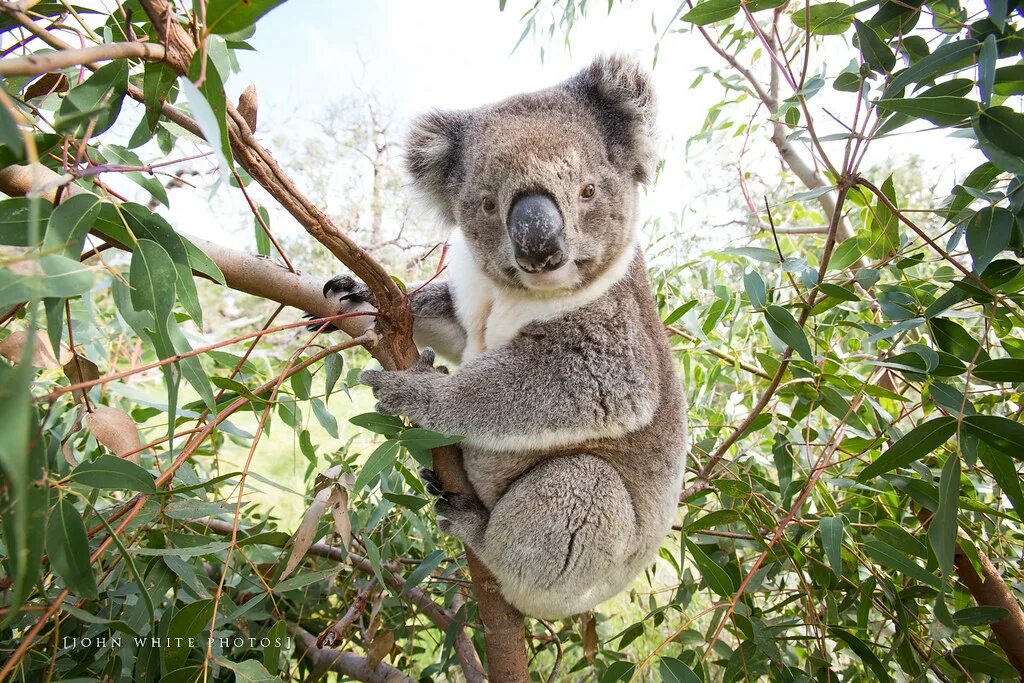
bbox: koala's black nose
[507,193,566,273]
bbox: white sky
[200,0,976,257]
[8,0,981,259]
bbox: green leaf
[659,657,701,683]
[46,498,98,599]
[884,39,980,98]
[819,516,845,576]
[978,34,997,106]
[205,0,288,34]
[0,254,94,310]
[311,398,338,439]
[966,206,1014,274]
[928,454,960,577]
[928,318,989,363]
[953,605,1009,626]
[102,145,169,207]
[994,64,1024,96]
[963,414,1024,457]
[397,428,463,450]
[601,660,636,683]
[349,412,404,437]
[179,76,231,179]
[44,194,102,260]
[976,442,1024,519]
[162,599,215,672]
[323,353,344,402]
[818,283,859,301]
[829,628,893,682]
[253,205,271,257]
[681,0,740,25]
[274,567,340,593]
[262,621,288,673]
[130,238,176,330]
[863,539,943,588]
[949,644,1018,678]
[0,198,51,246]
[69,455,157,493]
[219,658,279,683]
[858,417,957,480]
[855,20,896,72]
[685,541,735,597]
[0,100,24,156]
[874,96,978,126]
[685,509,741,532]
[55,60,129,137]
[143,61,177,128]
[402,549,446,593]
[978,106,1024,159]
[764,304,813,362]
[0,395,48,628]
[792,2,854,34]
[743,271,767,309]
[353,440,401,493]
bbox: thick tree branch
[0,42,165,77]
[288,623,416,683]
[6,1,531,673]
[0,164,366,339]
[916,508,1024,677]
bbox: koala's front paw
[408,348,449,375]
[323,274,374,305]
[419,467,445,497]
[309,275,377,333]
[435,493,487,547]
[361,349,448,422]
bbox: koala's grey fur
[330,55,687,620]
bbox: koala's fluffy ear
[404,110,468,223]
[569,55,658,183]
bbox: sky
[35,0,979,261]
[193,0,975,257]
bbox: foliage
[0,0,1023,682]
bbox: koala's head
[405,55,656,295]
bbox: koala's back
[461,253,687,554]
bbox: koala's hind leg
[474,454,638,619]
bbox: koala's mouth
[511,258,584,292]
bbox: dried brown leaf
[63,355,100,404]
[24,72,69,100]
[86,405,142,464]
[330,487,351,553]
[367,629,394,668]
[0,330,61,369]
[279,486,334,582]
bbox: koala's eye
[482,197,497,214]
[580,184,596,200]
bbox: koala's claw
[419,467,445,497]
[360,369,415,417]
[410,348,449,375]
[435,493,488,546]
[323,274,373,304]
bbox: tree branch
[288,623,416,683]
[194,517,486,680]
[0,42,165,77]
[916,509,1024,677]
[6,1,532,672]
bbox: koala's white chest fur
[446,230,634,360]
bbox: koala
[325,55,687,620]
